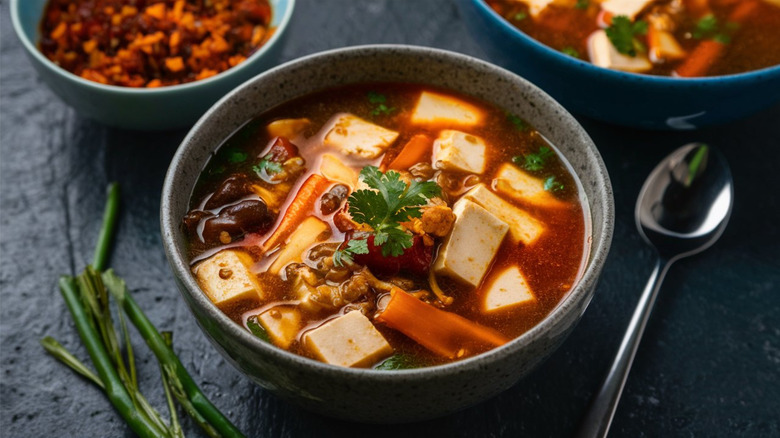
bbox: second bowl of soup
[457,0,780,129]
[161,45,613,422]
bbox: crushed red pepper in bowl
[38,0,274,88]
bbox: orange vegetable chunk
[376,288,509,359]
[262,174,332,252]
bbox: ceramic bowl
[9,0,295,131]
[456,0,780,130]
[160,45,614,423]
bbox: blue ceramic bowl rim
[471,0,780,85]
[161,44,614,380]
[9,0,296,95]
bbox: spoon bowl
[577,143,733,438]
[636,143,734,260]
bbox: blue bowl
[10,0,295,131]
[456,0,780,129]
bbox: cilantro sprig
[606,15,648,57]
[252,159,282,178]
[544,176,565,193]
[513,146,554,172]
[367,91,397,116]
[334,166,441,263]
[333,239,369,266]
[693,14,736,44]
[506,112,529,131]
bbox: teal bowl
[10,0,295,131]
[456,0,780,130]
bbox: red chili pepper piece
[348,234,432,277]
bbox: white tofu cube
[462,185,545,245]
[588,30,652,73]
[433,199,509,288]
[319,153,359,188]
[323,113,398,159]
[194,250,263,309]
[266,118,310,139]
[257,306,302,349]
[483,266,536,313]
[519,0,554,17]
[303,311,393,368]
[411,91,484,127]
[433,130,487,174]
[600,0,653,20]
[493,163,567,209]
[268,217,330,275]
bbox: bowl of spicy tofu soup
[161,45,614,422]
[457,0,780,129]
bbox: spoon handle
[575,257,672,438]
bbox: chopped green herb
[333,239,370,267]
[544,176,565,192]
[227,149,248,163]
[367,91,396,116]
[371,103,397,116]
[575,0,589,10]
[561,46,580,58]
[512,146,554,172]
[347,166,441,257]
[506,113,529,131]
[605,15,648,57]
[693,14,732,44]
[513,11,528,21]
[252,159,283,177]
[693,14,718,39]
[246,316,271,343]
[712,33,731,44]
[367,91,387,104]
[375,354,426,370]
[209,165,226,175]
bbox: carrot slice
[262,174,331,252]
[386,134,432,171]
[675,40,725,77]
[376,288,509,359]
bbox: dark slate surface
[1,1,778,437]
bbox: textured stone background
[1,1,778,437]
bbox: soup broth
[486,0,780,77]
[184,83,589,369]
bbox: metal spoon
[576,143,734,438]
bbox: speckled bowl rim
[161,44,614,382]
[470,0,780,85]
[9,0,295,95]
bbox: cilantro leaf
[513,11,527,21]
[346,166,441,257]
[375,353,426,370]
[513,146,554,172]
[227,149,248,163]
[252,159,282,177]
[544,176,565,193]
[575,0,589,10]
[693,14,733,44]
[561,46,580,58]
[333,239,369,267]
[506,113,529,131]
[367,92,396,116]
[371,103,396,116]
[606,15,648,57]
[367,91,386,104]
[246,316,271,343]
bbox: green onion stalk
[41,183,246,438]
